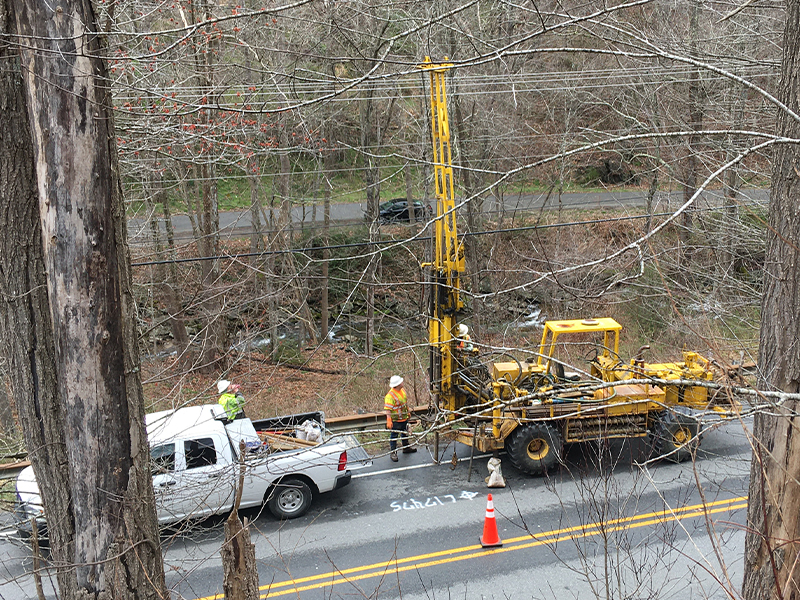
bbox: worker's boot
[401,436,417,453]
[390,451,398,462]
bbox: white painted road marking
[351,453,493,479]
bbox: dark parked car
[378,198,432,223]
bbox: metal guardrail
[325,406,430,433]
[0,460,29,481]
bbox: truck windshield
[150,443,176,475]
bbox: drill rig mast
[421,58,465,412]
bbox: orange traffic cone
[480,494,503,548]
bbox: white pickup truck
[15,404,362,535]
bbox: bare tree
[9,0,167,596]
[743,0,800,597]
[0,3,76,596]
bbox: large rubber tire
[653,410,700,463]
[267,478,313,519]
[506,423,563,475]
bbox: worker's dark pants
[389,420,410,451]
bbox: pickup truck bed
[252,411,372,467]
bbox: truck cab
[147,405,252,524]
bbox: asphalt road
[128,188,770,243]
[0,417,751,599]
[224,420,749,600]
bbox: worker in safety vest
[217,380,245,421]
[384,375,416,462]
[456,324,474,351]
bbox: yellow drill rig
[419,58,736,475]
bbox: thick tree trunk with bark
[743,2,800,598]
[10,0,166,597]
[0,372,17,438]
[199,158,223,371]
[0,4,76,597]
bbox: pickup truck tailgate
[336,434,372,469]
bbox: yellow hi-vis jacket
[384,387,409,421]
[219,392,244,420]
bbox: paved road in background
[128,188,770,244]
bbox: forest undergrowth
[135,206,763,422]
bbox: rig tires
[653,409,700,463]
[506,423,563,475]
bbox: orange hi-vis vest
[384,387,409,421]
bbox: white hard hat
[217,380,231,394]
[389,375,404,388]
[457,324,469,336]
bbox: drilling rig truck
[419,58,737,476]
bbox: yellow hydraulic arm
[420,57,465,408]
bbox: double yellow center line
[197,495,747,600]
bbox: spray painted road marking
[192,495,747,600]
[390,490,481,511]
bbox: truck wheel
[506,423,562,475]
[267,478,313,519]
[653,410,700,463]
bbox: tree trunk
[680,0,703,260]
[267,244,279,361]
[269,125,293,356]
[160,200,190,355]
[292,262,317,348]
[645,138,660,237]
[249,161,265,258]
[405,161,416,223]
[192,0,223,373]
[743,2,800,599]
[0,4,76,596]
[198,152,223,373]
[11,0,166,596]
[452,91,484,335]
[719,81,747,291]
[279,124,292,247]
[0,372,17,438]
[360,89,380,358]
[248,158,270,351]
[146,168,189,354]
[365,248,377,358]
[321,147,332,341]
[221,442,259,600]
[274,123,316,349]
